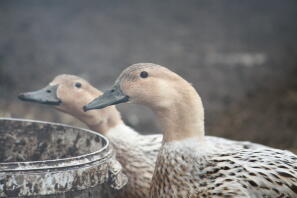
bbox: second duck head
[19,74,122,133]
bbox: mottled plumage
[107,125,270,197]
[151,138,297,198]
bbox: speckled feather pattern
[150,138,297,198]
[105,124,270,198]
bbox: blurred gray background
[0,0,297,151]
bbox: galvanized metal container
[0,118,127,197]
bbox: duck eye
[140,71,149,78]
[75,82,82,88]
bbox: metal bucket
[0,118,127,197]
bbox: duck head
[84,63,205,142]
[19,74,100,114]
[84,63,187,111]
[19,74,122,133]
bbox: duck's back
[206,136,269,150]
[106,124,272,198]
[151,139,297,198]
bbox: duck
[84,63,297,198]
[18,74,268,198]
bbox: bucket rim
[0,117,112,172]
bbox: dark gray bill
[18,84,61,105]
[83,85,129,112]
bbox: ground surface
[0,0,297,150]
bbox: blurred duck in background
[84,63,297,198]
[19,74,269,198]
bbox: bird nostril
[46,90,51,93]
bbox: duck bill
[83,86,129,112]
[18,84,61,105]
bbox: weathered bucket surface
[0,118,127,197]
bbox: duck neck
[80,106,123,136]
[154,83,205,143]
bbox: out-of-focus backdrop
[0,1,296,151]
